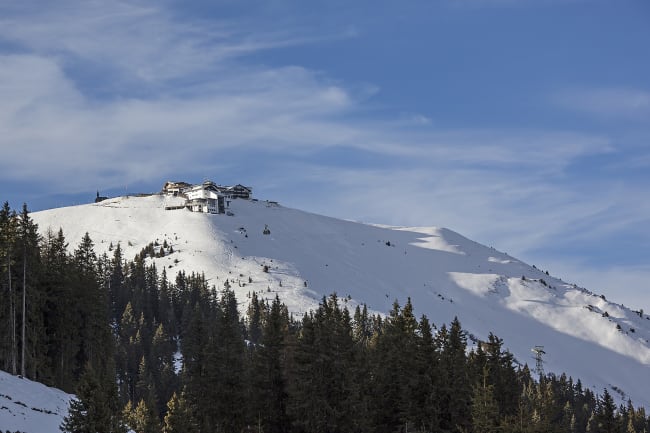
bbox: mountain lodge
[162,180,252,214]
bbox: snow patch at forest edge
[0,369,73,433]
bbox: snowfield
[24,194,650,411]
[0,369,73,433]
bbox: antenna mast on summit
[531,346,545,376]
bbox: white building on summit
[161,180,252,214]
[161,181,192,196]
[184,182,225,214]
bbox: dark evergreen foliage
[60,362,125,433]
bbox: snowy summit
[26,183,650,413]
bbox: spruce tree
[123,399,159,433]
[157,268,177,340]
[60,362,125,433]
[369,300,406,432]
[471,367,500,433]
[287,294,357,433]
[246,291,264,345]
[180,302,211,430]
[151,322,177,415]
[484,333,519,419]
[439,317,471,433]
[109,243,126,325]
[415,315,440,432]
[162,391,197,433]
[286,311,316,432]
[135,356,157,409]
[71,233,107,372]
[42,228,76,391]
[0,202,18,374]
[17,203,43,379]
[595,389,618,433]
[349,303,373,432]
[352,303,371,347]
[117,302,141,403]
[253,295,290,433]
[209,288,248,432]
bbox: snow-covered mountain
[0,369,73,433]
[30,194,650,410]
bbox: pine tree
[207,288,248,432]
[595,389,618,433]
[109,243,126,325]
[61,371,101,433]
[253,295,290,433]
[352,303,371,347]
[0,202,18,374]
[469,332,520,422]
[286,294,358,433]
[529,379,562,433]
[349,303,374,432]
[438,317,471,433]
[162,391,198,433]
[71,233,108,372]
[157,268,177,341]
[17,203,40,378]
[151,322,177,415]
[60,362,125,433]
[471,367,500,433]
[397,298,425,431]
[117,301,140,403]
[246,291,264,345]
[42,228,76,391]
[180,302,211,430]
[287,311,317,432]
[123,399,160,433]
[143,263,160,325]
[414,315,440,432]
[135,356,157,409]
[369,300,405,432]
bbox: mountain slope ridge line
[31,194,650,408]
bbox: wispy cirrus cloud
[445,0,582,8]
[1,0,649,312]
[0,1,621,236]
[0,1,339,92]
[269,162,633,247]
[553,87,650,120]
[0,0,613,195]
[0,55,360,188]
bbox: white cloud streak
[0,1,314,86]
[270,164,637,251]
[1,1,648,310]
[445,0,583,8]
[553,87,650,120]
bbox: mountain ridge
[30,194,650,409]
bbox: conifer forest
[1,202,649,433]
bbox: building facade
[184,182,225,214]
[162,181,192,196]
[161,179,250,214]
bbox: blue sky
[1,0,649,311]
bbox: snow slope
[0,370,72,433]
[32,194,650,408]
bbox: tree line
[0,201,648,433]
